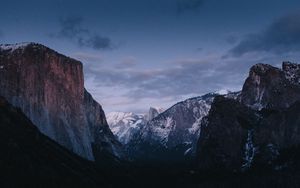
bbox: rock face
[241,62,300,110]
[198,96,259,171]
[0,43,122,160]
[145,107,164,121]
[0,97,105,187]
[197,62,300,172]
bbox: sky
[1,0,300,113]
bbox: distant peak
[149,106,164,113]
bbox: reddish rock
[0,42,122,160]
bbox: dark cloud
[229,12,300,57]
[176,0,204,14]
[53,17,114,50]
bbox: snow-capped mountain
[126,91,240,162]
[107,107,164,145]
[107,112,146,145]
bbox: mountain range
[1,42,300,187]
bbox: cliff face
[241,62,300,110]
[197,62,300,172]
[0,96,105,187]
[0,43,121,160]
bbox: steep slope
[241,62,300,110]
[0,97,106,188]
[197,62,300,172]
[127,93,221,163]
[0,42,122,161]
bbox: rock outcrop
[0,42,122,160]
[241,62,300,110]
[146,107,164,121]
[197,62,300,172]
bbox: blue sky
[1,0,300,113]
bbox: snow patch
[215,89,230,95]
[0,42,32,52]
[107,111,146,144]
[184,148,192,156]
[242,130,256,170]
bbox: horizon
[1,0,300,113]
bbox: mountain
[107,107,164,144]
[241,62,300,110]
[197,62,300,172]
[145,107,165,121]
[107,112,146,145]
[0,42,122,161]
[126,92,240,163]
[0,96,106,187]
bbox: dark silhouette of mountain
[197,62,300,174]
[0,96,108,187]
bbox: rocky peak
[241,62,300,110]
[282,61,300,84]
[197,62,300,172]
[147,107,164,121]
[0,42,122,161]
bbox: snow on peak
[106,111,146,144]
[0,42,33,52]
[215,89,230,95]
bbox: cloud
[86,58,246,101]
[229,12,300,57]
[114,56,137,69]
[176,0,204,14]
[72,52,103,62]
[85,50,300,112]
[53,16,114,50]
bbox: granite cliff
[0,42,122,161]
